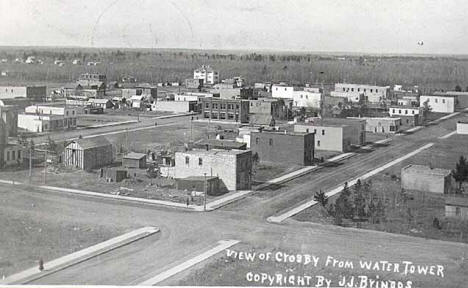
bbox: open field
[0,189,129,277]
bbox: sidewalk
[0,226,159,285]
[267,142,434,223]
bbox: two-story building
[201,98,249,123]
[294,118,366,152]
[250,130,315,166]
[419,95,456,113]
[194,65,219,85]
[174,149,252,192]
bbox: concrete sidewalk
[0,226,160,285]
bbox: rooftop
[123,152,146,160]
[299,118,365,127]
[402,164,451,177]
[194,139,247,150]
[252,130,312,136]
[73,136,112,150]
[180,148,249,156]
[445,195,468,207]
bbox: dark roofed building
[63,136,113,170]
[122,152,147,169]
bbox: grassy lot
[175,240,459,287]
[0,190,127,277]
[0,166,206,205]
[253,163,301,185]
[293,134,468,244]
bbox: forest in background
[1,47,468,91]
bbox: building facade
[250,131,315,166]
[63,137,113,170]
[401,164,452,194]
[419,95,456,113]
[249,98,283,119]
[0,86,46,101]
[294,118,366,152]
[348,117,401,133]
[201,98,249,123]
[334,83,390,103]
[271,84,296,99]
[193,65,219,85]
[457,121,468,134]
[292,91,321,109]
[445,196,468,220]
[174,149,252,191]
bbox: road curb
[1,227,160,285]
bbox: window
[305,95,308,99]
[376,89,379,93]
[269,139,273,146]
[198,158,203,166]
[314,129,317,134]
[342,88,345,92]
[300,95,303,98]
[456,207,461,216]
[306,128,309,133]
[405,110,408,115]
[412,110,415,114]
[435,98,438,103]
[389,126,395,131]
[322,129,325,135]
[18,150,21,159]
[12,151,15,160]
[317,140,320,147]
[72,110,75,115]
[284,88,287,91]
[370,89,373,93]
[442,99,446,104]
[256,138,259,144]
[358,88,360,92]
[6,151,10,161]
[399,110,401,114]
[392,109,395,113]
[406,119,409,124]
[66,111,69,116]
[351,88,354,92]
[364,89,367,92]
[185,156,190,165]
[276,87,278,91]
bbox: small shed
[63,136,113,170]
[445,196,468,220]
[401,164,452,194]
[88,98,114,110]
[176,176,220,196]
[122,152,147,169]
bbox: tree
[354,179,366,218]
[422,99,432,119]
[335,182,354,220]
[45,136,58,155]
[314,190,328,207]
[452,156,468,192]
[455,85,462,92]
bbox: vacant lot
[294,134,468,243]
[175,239,465,287]
[0,186,128,277]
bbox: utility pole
[190,116,193,142]
[43,150,47,184]
[204,172,207,211]
[29,146,32,184]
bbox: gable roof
[73,136,112,150]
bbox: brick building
[250,131,315,166]
[174,149,252,191]
[201,98,249,123]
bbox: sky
[1,0,467,54]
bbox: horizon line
[1,45,468,58]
